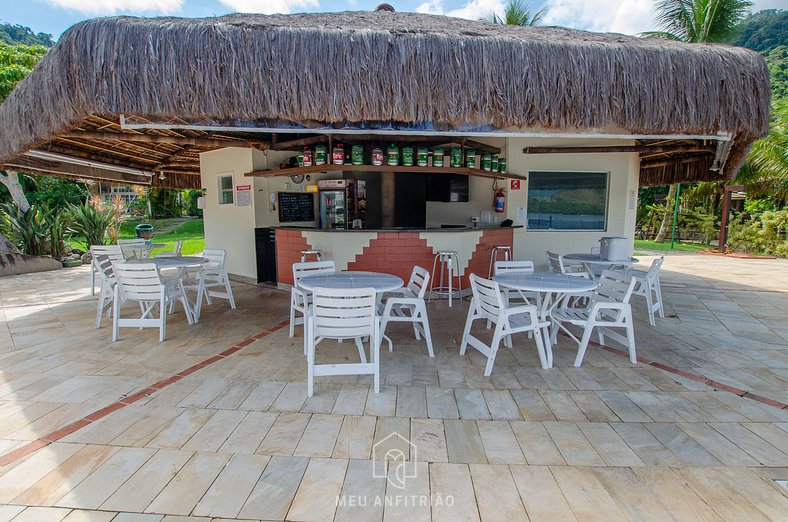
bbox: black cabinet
[255,228,277,284]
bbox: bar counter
[275,225,522,287]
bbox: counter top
[273,225,522,233]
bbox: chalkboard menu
[278,192,315,222]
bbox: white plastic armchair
[90,244,123,295]
[112,262,194,342]
[117,238,148,260]
[494,260,536,305]
[550,270,637,367]
[380,265,433,356]
[306,286,381,396]
[156,239,183,258]
[94,254,120,328]
[460,273,551,376]
[632,256,665,326]
[546,251,588,277]
[289,260,336,338]
[190,249,236,320]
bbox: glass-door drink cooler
[318,179,366,229]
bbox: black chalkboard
[278,192,315,222]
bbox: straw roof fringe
[0,12,771,186]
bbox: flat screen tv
[426,174,469,202]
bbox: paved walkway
[0,254,786,521]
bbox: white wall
[200,147,258,280]
[504,138,640,269]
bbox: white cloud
[47,0,183,14]
[416,0,444,14]
[542,0,656,35]
[218,0,319,14]
[417,0,505,21]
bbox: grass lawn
[633,239,709,254]
[68,218,205,256]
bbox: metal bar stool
[301,250,322,262]
[488,245,512,277]
[429,250,462,307]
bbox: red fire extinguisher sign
[510,179,520,190]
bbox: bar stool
[488,245,512,277]
[301,250,322,262]
[429,251,462,307]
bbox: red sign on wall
[510,179,521,190]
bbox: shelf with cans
[247,143,526,180]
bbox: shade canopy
[0,11,770,188]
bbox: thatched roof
[0,11,770,188]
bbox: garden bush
[728,209,788,257]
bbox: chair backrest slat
[406,266,430,298]
[646,256,664,281]
[91,245,124,262]
[95,254,116,281]
[311,287,377,338]
[293,261,336,287]
[494,260,534,276]
[469,273,505,321]
[202,249,227,268]
[114,263,164,301]
[592,270,637,304]
[545,251,562,273]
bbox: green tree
[491,0,544,26]
[643,0,753,242]
[0,23,53,47]
[764,45,788,99]
[733,9,788,52]
[735,98,788,201]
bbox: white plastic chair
[380,265,434,357]
[156,240,183,258]
[306,287,381,396]
[112,262,194,342]
[190,249,236,320]
[460,273,551,376]
[94,254,119,328]
[550,270,637,367]
[90,244,123,295]
[290,260,337,338]
[118,238,148,260]
[546,251,588,277]
[632,256,665,326]
[494,260,536,305]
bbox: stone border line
[0,319,291,467]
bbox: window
[218,173,234,205]
[527,171,608,231]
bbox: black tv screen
[426,174,469,202]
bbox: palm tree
[735,98,788,202]
[491,0,544,26]
[643,0,752,242]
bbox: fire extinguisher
[494,180,505,213]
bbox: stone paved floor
[0,254,786,521]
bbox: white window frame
[526,170,610,232]
[218,172,234,205]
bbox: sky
[1,0,785,40]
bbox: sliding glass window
[527,171,608,231]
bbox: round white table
[494,272,598,369]
[563,253,639,280]
[298,271,404,293]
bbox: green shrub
[728,209,788,257]
[68,197,120,249]
[0,202,51,255]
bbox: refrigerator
[318,179,366,229]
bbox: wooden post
[718,185,745,253]
[381,172,395,228]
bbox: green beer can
[351,145,364,165]
[387,144,399,166]
[402,146,414,166]
[432,148,444,167]
[481,153,492,171]
[465,149,477,168]
[450,148,462,168]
